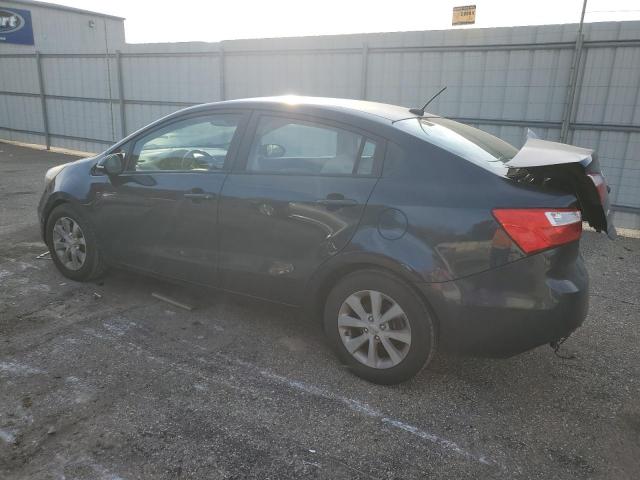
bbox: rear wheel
[46,204,106,281]
[323,270,436,384]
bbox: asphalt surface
[1,141,639,479]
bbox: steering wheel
[181,149,213,170]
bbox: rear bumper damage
[505,137,616,238]
[417,243,589,357]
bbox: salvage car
[38,96,615,384]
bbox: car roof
[189,96,437,124]
[109,96,439,154]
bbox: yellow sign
[452,5,476,26]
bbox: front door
[217,112,383,304]
[93,111,247,285]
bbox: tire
[45,203,106,281]
[323,269,436,385]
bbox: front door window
[130,114,242,172]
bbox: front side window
[110,140,131,157]
[246,115,377,176]
[129,113,242,172]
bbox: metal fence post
[116,50,127,138]
[560,33,584,142]
[561,0,588,143]
[219,45,226,100]
[35,51,51,150]
[567,46,588,145]
[361,43,369,100]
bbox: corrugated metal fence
[1,21,639,225]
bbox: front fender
[38,157,101,240]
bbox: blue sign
[0,8,34,45]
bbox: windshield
[398,117,518,174]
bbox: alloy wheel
[337,290,411,369]
[52,216,87,271]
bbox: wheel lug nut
[367,315,373,322]
[364,328,368,333]
[380,324,386,330]
[374,335,380,340]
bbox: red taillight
[492,208,582,254]
[587,173,608,204]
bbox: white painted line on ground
[259,370,498,467]
[86,319,502,468]
[0,361,43,375]
[0,428,17,444]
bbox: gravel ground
[1,141,639,480]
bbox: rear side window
[246,115,377,176]
[356,139,376,176]
[398,117,517,174]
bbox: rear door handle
[315,198,358,207]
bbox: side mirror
[96,153,125,176]
[260,143,285,158]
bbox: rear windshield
[398,117,518,174]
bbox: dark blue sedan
[38,96,614,384]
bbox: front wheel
[46,204,106,281]
[323,270,436,385]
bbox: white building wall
[0,0,124,53]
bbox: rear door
[217,111,383,304]
[93,110,248,285]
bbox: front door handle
[184,193,213,199]
[184,188,214,201]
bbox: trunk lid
[505,138,616,238]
